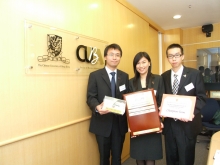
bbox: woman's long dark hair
[133,52,152,90]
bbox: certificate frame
[160,94,196,121]
[210,91,220,99]
[123,89,161,136]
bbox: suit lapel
[148,75,155,89]
[116,70,122,96]
[178,67,189,93]
[137,78,142,91]
[165,70,173,94]
[101,68,111,90]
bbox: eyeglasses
[107,53,121,58]
[167,54,182,59]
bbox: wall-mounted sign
[76,45,102,65]
[37,34,70,64]
[24,20,107,75]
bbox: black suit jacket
[87,68,129,137]
[161,66,206,138]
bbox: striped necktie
[172,74,179,94]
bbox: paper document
[102,96,126,115]
[160,94,196,121]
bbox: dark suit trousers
[164,119,197,165]
[95,115,125,165]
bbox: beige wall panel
[149,27,159,74]
[0,121,99,165]
[0,75,87,142]
[116,0,164,33]
[182,23,220,69]
[182,61,197,69]
[183,42,220,70]
[183,42,220,61]
[162,29,182,72]
[163,24,220,71]
[182,23,220,45]
[0,0,159,164]
[112,6,150,77]
[121,133,130,161]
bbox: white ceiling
[126,0,220,30]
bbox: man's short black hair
[166,43,184,56]
[104,43,122,57]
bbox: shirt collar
[171,65,183,77]
[105,66,117,75]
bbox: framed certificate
[160,94,196,121]
[123,89,161,136]
[210,91,220,99]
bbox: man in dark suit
[160,43,206,165]
[87,43,129,165]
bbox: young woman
[129,52,164,165]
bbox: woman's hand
[128,128,137,138]
[156,122,164,133]
[159,106,167,118]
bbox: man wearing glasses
[160,43,206,165]
[87,43,129,165]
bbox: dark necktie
[172,74,179,95]
[110,72,116,97]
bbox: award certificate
[160,94,196,121]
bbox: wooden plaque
[123,89,161,137]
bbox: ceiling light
[173,15,181,19]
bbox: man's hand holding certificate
[102,96,126,115]
[160,94,196,121]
